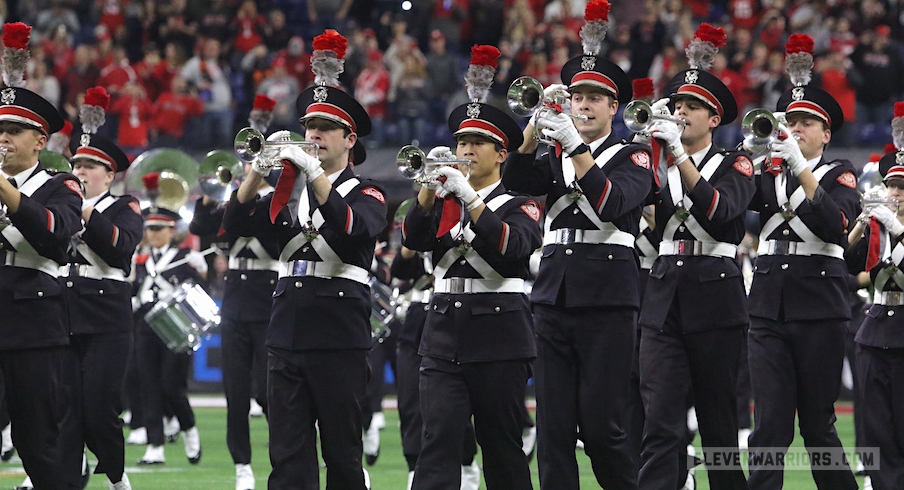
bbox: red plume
[142,172,160,191]
[785,34,814,55]
[60,120,73,137]
[895,102,904,119]
[632,78,654,99]
[253,94,277,112]
[84,87,110,109]
[887,144,899,154]
[1,23,31,50]
[469,45,500,68]
[312,29,347,59]
[584,0,610,22]
[870,153,884,162]
[694,23,726,48]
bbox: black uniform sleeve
[796,165,860,242]
[223,190,277,238]
[401,200,440,252]
[844,228,868,274]
[317,182,388,239]
[686,153,756,225]
[577,146,655,221]
[189,196,226,236]
[81,197,144,261]
[502,151,553,196]
[9,174,83,260]
[470,197,542,261]
[391,252,427,281]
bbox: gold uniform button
[240,274,248,280]
[676,260,684,267]
[565,249,573,256]
[37,291,43,297]
[782,229,790,236]
[66,281,73,288]
[494,306,501,312]
[270,280,275,285]
[295,281,303,288]
[454,301,462,308]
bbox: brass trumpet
[233,127,319,169]
[740,109,798,154]
[623,99,686,133]
[507,76,588,146]
[396,145,471,184]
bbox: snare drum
[368,277,396,344]
[145,283,221,352]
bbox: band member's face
[455,135,505,184]
[304,118,355,166]
[785,114,830,160]
[0,122,46,172]
[570,87,617,142]
[674,97,719,144]
[73,160,114,199]
[145,225,175,248]
[886,179,904,214]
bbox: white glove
[186,251,209,274]
[538,111,582,153]
[252,131,295,176]
[650,120,685,159]
[421,146,453,190]
[771,126,807,176]
[870,205,904,237]
[544,83,569,102]
[651,97,672,116]
[434,166,478,207]
[279,145,324,182]
[266,130,293,143]
[252,159,271,177]
[427,146,452,160]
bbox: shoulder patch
[630,151,651,170]
[836,171,856,189]
[64,179,84,198]
[129,200,142,215]
[733,156,753,177]
[520,200,541,222]
[361,186,385,204]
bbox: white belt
[408,289,433,304]
[543,228,635,247]
[658,240,737,258]
[59,263,126,282]
[640,255,656,269]
[757,240,844,259]
[228,257,279,272]
[434,277,525,294]
[874,291,904,306]
[1,250,60,277]
[278,260,370,285]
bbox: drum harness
[756,164,845,259]
[0,170,65,277]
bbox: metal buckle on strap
[764,240,797,255]
[60,263,126,281]
[284,260,319,277]
[876,291,904,306]
[228,257,278,271]
[434,277,525,294]
[554,228,583,245]
[672,239,702,256]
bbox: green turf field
[0,402,866,489]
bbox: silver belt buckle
[673,240,697,256]
[556,228,578,245]
[771,240,796,255]
[886,291,904,305]
[290,260,314,276]
[448,277,468,294]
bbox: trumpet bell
[741,109,778,154]
[199,150,243,202]
[623,100,654,133]
[234,127,264,163]
[397,145,426,179]
[507,76,544,117]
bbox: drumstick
[158,245,221,273]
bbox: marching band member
[402,44,541,490]
[845,111,904,490]
[54,86,143,490]
[502,2,654,487]
[132,201,207,466]
[223,29,386,488]
[746,34,859,489]
[0,22,83,489]
[189,93,279,490]
[637,24,753,490]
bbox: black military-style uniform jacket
[190,196,279,323]
[390,251,432,346]
[132,245,205,336]
[65,191,143,335]
[503,132,654,309]
[846,224,904,349]
[402,181,541,363]
[223,166,388,351]
[0,162,82,349]
[639,146,756,332]
[748,156,860,321]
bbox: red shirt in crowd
[231,15,266,54]
[151,91,204,138]
[820,69,856,123]
[99,61,137,95]
[110,95,153,149]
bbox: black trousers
[413,356,532,490]
[747,317,857,490]
[135,330,195,447]
[267,348,368,490]
[221,317,268,465]
[533,304,637,490]
[59,332,132,485]
[857,345,904,490]
[0,346,67,489]
[638,323,748,490]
